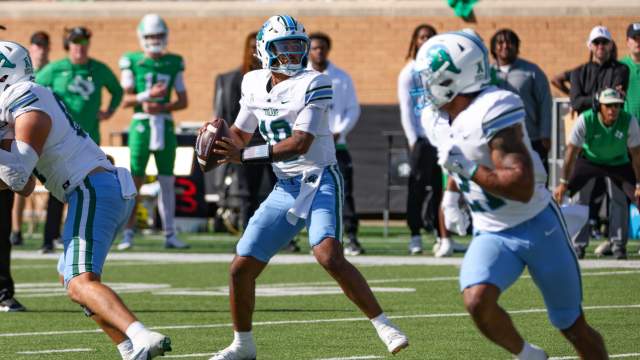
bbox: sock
[125,321,150,348]
[517,342,547,360]
[232,330,254,347]
[370,313,392,330]
[157,175,176,237]
[123,229,134,241]
[117,339,134,359]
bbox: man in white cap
[555,88,640,259]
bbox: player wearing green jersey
[119,14,189,250]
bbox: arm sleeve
[568,114,587,147]
[628,117,640,148]
[293,104,325,135]
[118,55,134,89]
[534,66,553,139]
[397,65,422,146]
[103,65,123,112]
[569,67,592,112]
[234,105,259,134]
[173,71,186,93]
[481,94,526,140]
[331,73,360,136]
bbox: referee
[554,88,640,260]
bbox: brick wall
[1,15,636,144]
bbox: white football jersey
[235,69,336,178]
[0,81,113,201]
[434,86,549,232]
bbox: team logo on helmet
[0,53,16,69]
[427,45,461,74]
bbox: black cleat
[10,232,23,246]
[0,297,26,312]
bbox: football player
[414,32,607,359]
[205,15,408,360]
[119,13,189,250]
[0,41,171,359]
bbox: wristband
[241,144,273,164]
[136,90,151,103]
[559,178,569,185]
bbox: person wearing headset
[554,88,640,260]
[35,26,123,254]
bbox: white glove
[438,143,477,179]
[441,190,470,236]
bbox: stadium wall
[2,1,638,214]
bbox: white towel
[116,167,138,199]
[560,204,589,239]
[286,167,324,225]
[149,115,165,151]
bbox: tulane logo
[427,45,461,74]
[0,53,16,69]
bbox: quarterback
[414,32,607,359]
[206,15,408,360]
[119,13,189,250]
[0,41,170,359]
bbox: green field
[2,226,639,359]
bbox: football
[195,117,230,172]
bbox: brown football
[195,117,230,172]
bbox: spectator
[490,29,553,174]
[569,25,630,253]
[119,14,189,250]
[554,88,640,260]
[551,68,574,96]
[0,189,25,311]
[213,32,276,236]
[621,22,640,121]
[570,26,629,113]
[307,32,364,255]
[35,26,123,254]
[398,24,448,255]
[10,31,51,247]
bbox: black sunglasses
[592,39,610,46]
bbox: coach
[554,88,640,260]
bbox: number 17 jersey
[235,69,336,178]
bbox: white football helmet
[256,15,309,76]
[413,32,490,108]
[137,14,169,54]
[0,41,34,97]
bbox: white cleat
[434,238,453,257]
[209,344,256,360]
[408,235,423,255]
[118,229,135,251]
[376,323,409,354]
[131,331,172,359]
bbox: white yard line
[12,251,640,268]
[550,353,640,359]
[165,353,216,358]
[314,356,383,360]
[1,304,638,338]
[16,348,93,355]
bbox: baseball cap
[627,22,640,38]
[586,25,612,47]
[598,88,625,105]
[30,31,50,47]
[66,26,91,42]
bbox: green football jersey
[119,51,184,114]
[581,108,632,166]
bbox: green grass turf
[2,226,640,359]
